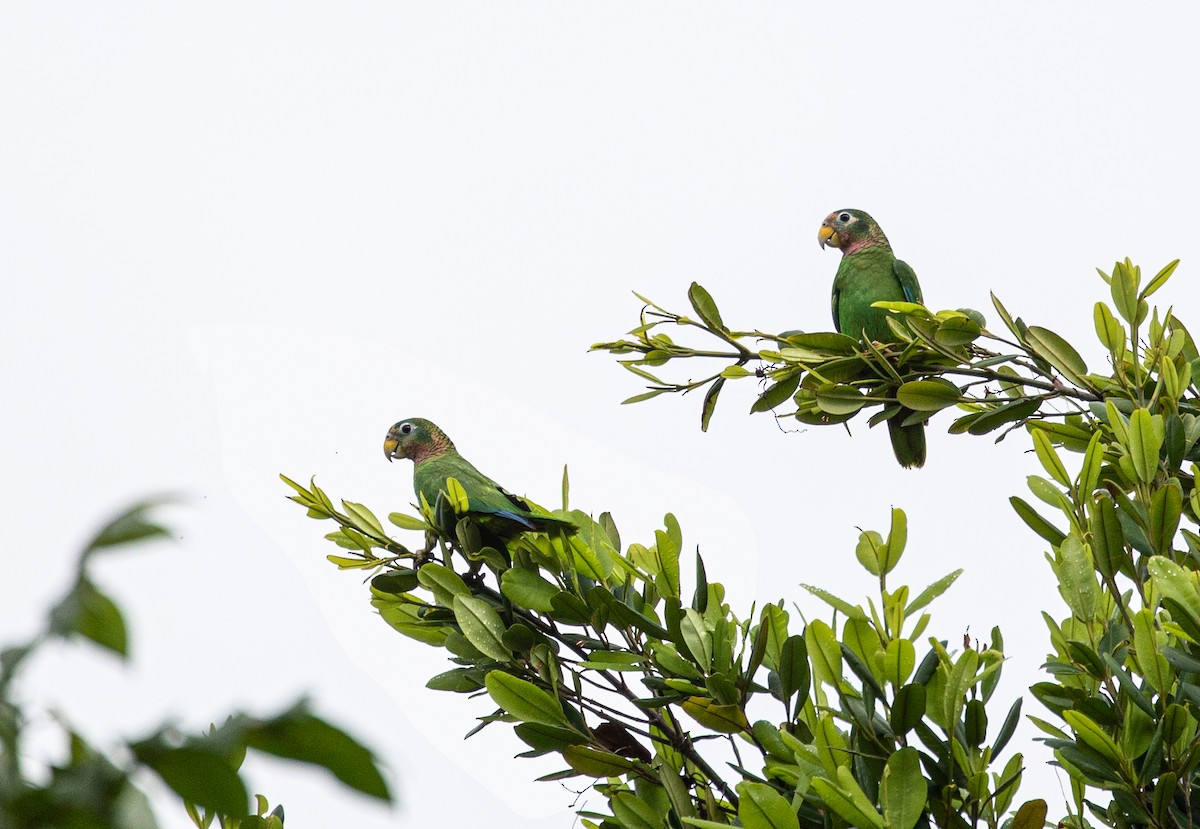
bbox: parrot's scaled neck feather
[842,235,891,257]
[411,430,457,466]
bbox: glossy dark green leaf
[562,745,642,777]
[737,780,800,829]
[880,747,925,829]
[992,698,1022,755]
[700,378,725,433]
[751,372,802,414]
[371,569,419,594]
[1149,481,1182,555]
[964,699,987,748]
[1162,646,1200,674]
[484,672,569,728]
[966,398,1041,436]
[426,667,486,692]
[890,684,926,734]
[1025,326,1088,385]
[841,644,885,698]
[513,722,587,755]
[692,552,709,613]
[775,635,810,706]
[1009,497,1066,547]
[688,281,726,331]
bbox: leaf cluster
[285,476,1037,829]
[0,502,391,828]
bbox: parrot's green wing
[415,454,576,536]
[892,258,922,304]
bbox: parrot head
[384,417,454,465]
[818,209,888,255]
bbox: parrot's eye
[839,212,851,222]
[400,423,414,435]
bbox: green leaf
[417,563,471,607]
[1128,408,1164,483]
[1132,608,1172,697]
[562,745,640,777]
[805,620,843,688]
[751,372,801,414]
[243,709,391,801]
[934,316,982,347]
[688,281,726,331]
[623,389,668,405]
[700,378,725,432]
[1142,259,1180,300]
[1055,534,1099,622]
[1063,709,1123,766]
[815,384,868,416]
[681,696,749,733]
[136,745,248,817]
[341,501,385,536]
[484,671,569,727]
[1078,431,1104,497]
[890,684,926,735]
[1149,481,1182,555]
[1009,496,1066,547]
[880,747,924,829]
[882,639,915,687]
[990,293,1022,339]
[52,579,128,658]
[905,569,963,614]
[775,635,810,705]
[388,511,428,531]
[883,508,907,575]
[680,608,713,672]
[610,791,663,829]
[895,378,961,412]
[88,501,172,551]
[962,397,1041,436]
[452,596,512,662]
[1011,800,1048,829]
[855,530,885,577]
[801,584,865,619]
[737,781,799,829]
[1031,428,1072,488]
[1024,325,1089,385]
[501,568,561,614]
[993,698,1023,755]
[1111,262,1140,325]
[1094,302,1125,353]
[810,769,885,829]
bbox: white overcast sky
[3,3,1199,826]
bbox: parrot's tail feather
[887,411,927,469]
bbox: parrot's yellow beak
[383,435,401,462]
[818,225,840,250]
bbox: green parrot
[818,208,927,468]
[383,417,577,539]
